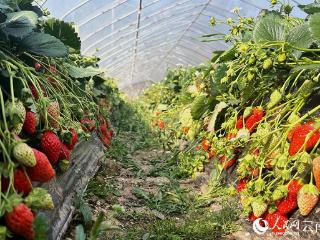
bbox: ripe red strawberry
[245,108,264,133]
[2,168,32,196]
[219,155,237,169]
[277,195,298,215]
[81,118,96,132]
[158,119,165,129]
[236,116,244,129]
[40,130,62,164]
[289,122,320,156]
[313,157,320,190]
[47,101,60,130]
[59,143,71,161]
[237,179,246,192]
[99,120,108,134]
[101,135,110,147]
[64,128,78,150]
[288,179,303,197]
[5,203,34,239]
[201,138,211,151]
[27,148,55,182]
[28,82,46,100]
[23,111,38,135]
[265,212,288,236]
[287,124,301,142]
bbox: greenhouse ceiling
[39,0,309,93]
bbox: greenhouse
[0,0,319,239]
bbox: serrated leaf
[79,202,92,225]
[299,3,320,14]
[44,18,81,51]
[253,13,286,42]
[64,63,103,78]
[75,225,86,240]
[2,11,37,38]
[286,23,313,53]
[20,32,68,57]
[191,95,207,120]
[309,13,320,44]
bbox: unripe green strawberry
[272,185,288,201]
[263,58,273,69]
[248,55,256,64]
[247,71,255,81]
[12,143,36,167]
[5,100,26,135]
[243,107,252,119]
[267,90,282,109]
[251,198,268,217]
[278,52,286,62]
[254,179,266,193]
[271,0,278,5]
[297,183,319,216]
[25,187,54,209]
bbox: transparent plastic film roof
[39,0,309,94]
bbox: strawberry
[2,168,32,196]
[219,155,237,169]
[288,179,303,197]
[25,188,54,209]
[40,130,62,164]
[99,119,108,134]
[64,128,78,150]
[59,143,71,161]
[236,116,244,129]
[207,149,217,159]
[182,127,189,134]
[81,118,96,132]
[34,62,41,72]
[236,179,247,193]
[27,148,55,182]
[248,212,267,222]
[12,142,36,167]
[158,119,165,129]
[287,124,301,142]
[297,183,319,216]
[4,203,34,239]
[313,157,320,190]
[251,198,268,217]
[201,138,211,151]
[245,108,264,133]
[47,101,60,130]
[101,135,110,147]
[289,122,320,156]
[225,132,236,140]
[276,180,303,215]
[277,195,298,215]
[106,130,113,139]
[22,111,38,135]
[265,212,288,236]
[6,100,26,135]
[28,82,47,100]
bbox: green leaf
[64,63,103,78]
[75,225,86,240]
[44,18,81,51]
[286,23,313,49]
[191,94,207,120]
[20,32,68,57]
[79,202,92,225]
[218,46,236,62]
[33,214,49,240]
[309,13,320,44]
[1,11,37,38]
[299,3,320,14]
[90,212,105,240]
[253,13,286,42]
